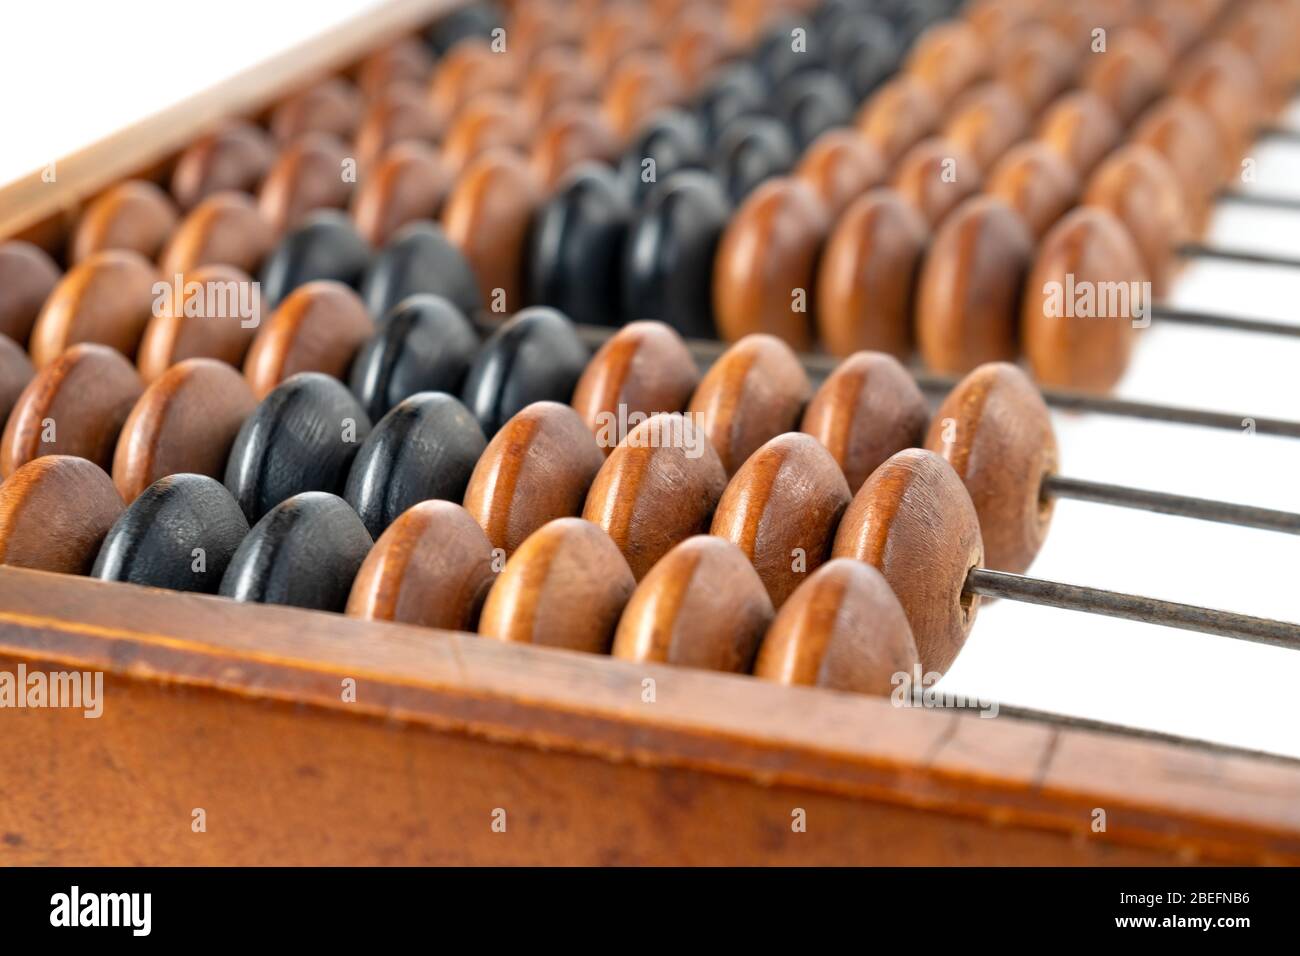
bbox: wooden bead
[583,413,727,579]
[983,141,1080,240]
[346,499,495,630]
[427,39,518,122]
[856,75,941,164]
[30,250,159,368]
[92,473,249,591]
[942,82,1029,173]
[926,361,1056,574]
[711,116,798,203]
[224,372,372,523]
[905,20,990,100]
[1081,29,1170,125]
[916,196,1035,375]
[257,133,355,234]
[1130,99,1220,231]
[0,335,34,426]
[136,264,260,383]
[994,23,1077,115]
[611,534,773,671]
[521,47,600,122]
[1,344,143,477]
[0,241,61,347]
[442,95,535,176]
[0,456,124,574]
[170,120,275,210]
[794,129,886,217]
[687,333,811,476]
[617,110,707,204]
[712,178,828,350]
[351,141,450,248]
[71,180,179,264]
[571,320,700,453]
[815,188,927,359]
[1020,207,1147,393]
[772,70,854,151]
[801,350,928,494]
[219,491,372,611]
[665,8,736,92]
[244,281,373,399]
[360,221,482,320]
[710,432,850,607]
[1036,91,1121,176]
[258,210,371,310]
[354,86,443,173]
[1173,40,1264,179]
[112,358,257,503]
[831,448,983,674]
[269,77,363,143]
[529,104,622,190]
[584,3,659,77]
[355,36,435,97]
[159,191,274,277]
[1130,6,1200,60]
[348,293,479,422]
[479,517,635,653]
[344,391,486,538]
[753,558,918,695]
[464,400,604,556]
[891,137,982,226]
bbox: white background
[1,1,1298,756]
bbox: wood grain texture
[170,120,276,211]
[480,516,635,653]
[427,39,518,125]
[352,140,451,247]
[257,132,355,235]
[529,104,622,190]
[793,128,886,217]
[855,75,941,164]
[984,140,1080,240]
[904,20,990,100]
[29,249,159,368]
[603,52,684,139]
[160,191,274,277]
[442,95,535,175]
[1081,30,1169,125]
[0,456,123,573]
[244,280,374,399]
[891,137,982,227]
[942,81,1029,174]
[1035,91,1122,177]
[0,241,61,347]
[71,180,179,264]
[993,23,1076,115]
[832,448,983,675]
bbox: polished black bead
[224,372,372,523]
[711,116,797,204]
[218,491,372,611]
[349,293,479,422]
[618,110,707,205]
[92,473,249,592]
[621,171,730,338]
[259,210,371,310]
[460,306,588,436]
[423,2,501,55]
[360,221,482,320]
[754,16,825,86]
[773,69,855,149]
[694,63,769,144]
[826,13,900,102]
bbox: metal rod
[1043,474,1300,535]
[1177,241,1300,270]
[965,568,1300,650]
[1218,189,1300,213]
[1150,304,1300,337]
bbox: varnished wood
[984,140,1079,240]
[793,128,886,217]
[1129,98,1220,231]
[905,19,990,100]
[170,120,276,210]
[1081,29,1170,125]
[855,75,941,164]
[0,457,123,574]
[257,132,355,234]
[0,241,61,347]
[521,47,601,122]
[352,140,450,247]
[1036,90,1121,176]
[1174,40,1263,179]
[29,249,159,368]
[159,191,274,277]
[943,81,1029,174]
[269,77,363,144]
[441,95,535,176]
[892,137,982,226]
[244,280,373,399]
[0,335,34,427]
[136,264,260,383]
[529,104,622,190]
[994,23,1076,115]
[354,85,444,173]
[427,39,518,125]
[71,180,179,264]
[355,35,434,97]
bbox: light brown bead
[351,140,450,247]
[602,52,684,140]
[355,36,434,97]
[441,95,535,175]
[479,517,635,653]
[801,350,928,494]
[1129,99,1220,232]
[983,141,1080,240]
[257,133,355,235]
[170,121,275,210]
[832,448,983,674]
[794,130,886,218]
[522,47,600,122]
[856,76,942,164]
[611,534,773,672]
[1173,40,1265,180]
[0,335,34,426]
[269,77,363,144]
[926,362,1057,574]
[427,40,519,124]
[753,558,919,695]
[159,191,273,277]
[346,500,497,631]
[355,86,444,173]
[943,82,1030,173]
[994,23,1078,116]
[1081,29,1171,125]
[583,3,659,77]
[0,241,62,347]
[905,20,990,101]
[665,8,735,92]
[136,264,260,383]
[530,103,622,190]
[1036,90,1121,176]
[71,180,179,264]
[0,456,124,574]
[892,138,982,227]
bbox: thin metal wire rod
[966,568,1300,650]
[1177,241,1300,270]
[1150,304,1300,337]
[1218,189,1300,212]
[1043,474,1300,535]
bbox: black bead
[711,116,797,204]
[219,492,372,611]
[259,210,371,310]
[754,16,825,86]
[621,171,731,338]
[773,69,855,150]
[423,2,502,55]
[360,221,482,320]
[618,110,707,205]
[349,294,479,422]
[826,13,900,102]
[694,63,769,144]
[460,306,588,436]
[92,473,249,592]
[224,372,373,523]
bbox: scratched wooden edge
[1,566,1298,864]
[0,0,468,242]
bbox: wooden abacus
[2,0,1300,866]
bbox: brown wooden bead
[0,335,34,426]
[351,140,450,247]
[583,3,659,77]
[479,517,635,653]
[994,23,1078,116]
[815,188,928,359]
[1036,90,1121,176]
[0,241,61,347]
[1,344,144,477]
[1081,29,1171,125]
[441,95,535,175]
[583,412,726,579]
[170,121,275,210]
[753,558,919,695]
[712,178,829,350]
[71,180,179,264]
[686,334,811,476]
[1173,40,1265,180]
[1021,207,1148,393]
[257,133,355,235]
[346,499,496,631]
[611,534,773,671]
[856,76,941,164]
[529,103,622,190]
[710,432,850,608]
[1084,145,1188,297]
[892,137,982,226]
[29,249,159,368]
[926,362,1056,574]
[441,149,542,310]
[1130,6,1200,60]
[270,77,363,143]
[355,36,434,97]
[159,191,273,277]
[831,448,983,674]
[793,129,886,217]
[428,40,518,123]
[0,456,124,574]
[243,281,373,400]
[602,52,684,140]
[1130,99,1220,232]
[521,48,600,122]
[509,0,582,63]
[965,0,1037,41]
[464,401,605,557]
[801,350,928,494]
[916,195,1035,375]
[570,320,699,453]
[111,357,257,503]
[905,21,990,101]
[665,8,734,92]
[983,141,1080,240]
[354,86,444,172]
[136,264,260,383]
[942,82,1030,174]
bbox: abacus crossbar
[1043,474,1300,534]
[965,568,1300,650]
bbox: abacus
[2,0,1299,866]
